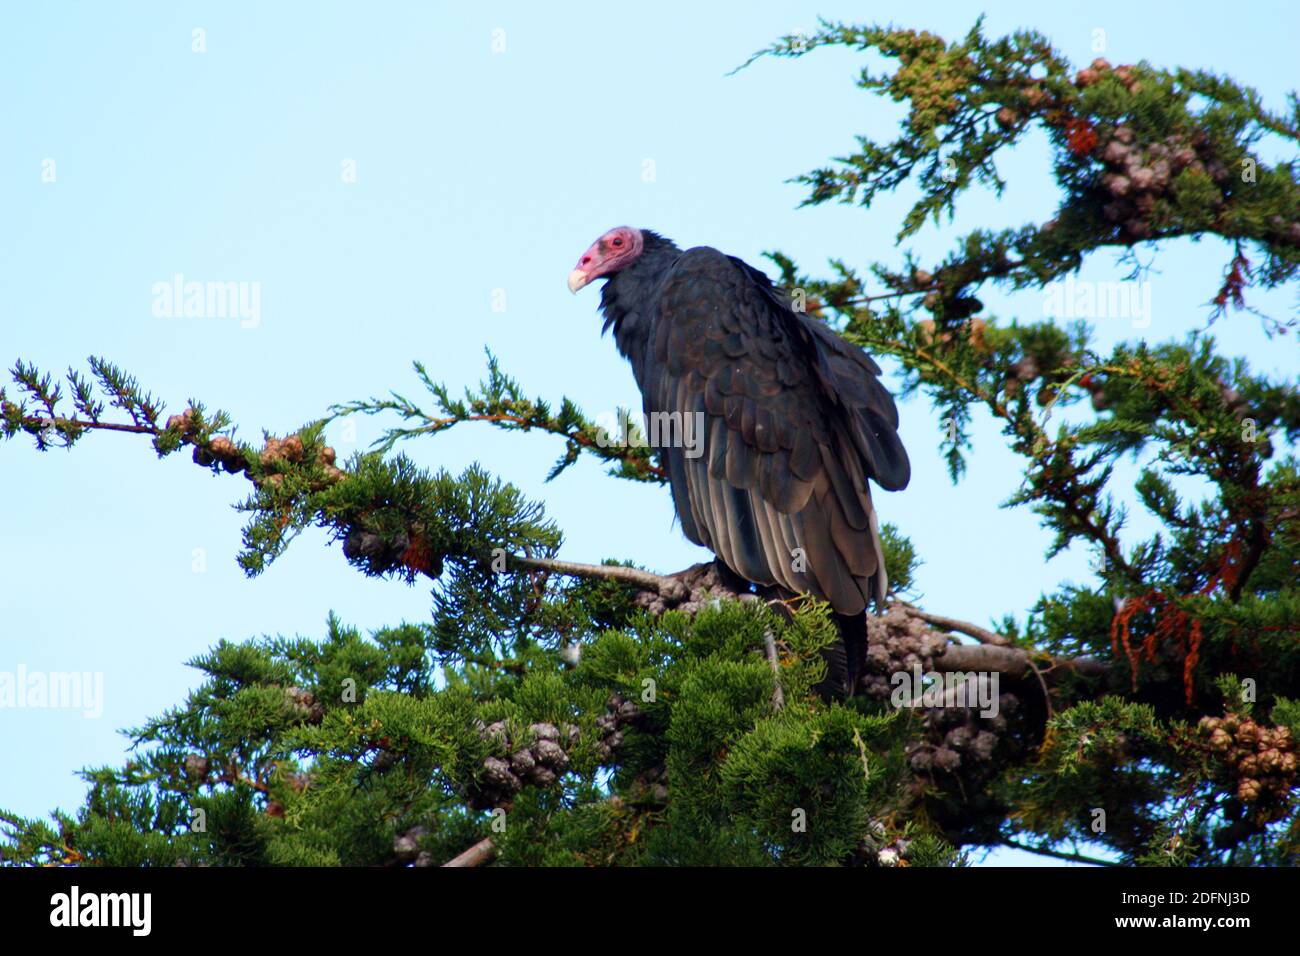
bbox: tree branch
[936,642,1108,683]
[442,837,496,868]
[900,605,1011,646]
[998,839,1115,867]
[11,413,159,438]
[508,555,689,601]
[764,628,786,711]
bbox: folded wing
[643,247,910,615]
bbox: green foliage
[879,522,920,596]
[327,350,665,484]
[1007,698,1178,855]
[4,19,1299,867]
[1,601,943,867]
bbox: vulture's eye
[612,238,624,247]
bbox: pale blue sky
[2,2,1296,866]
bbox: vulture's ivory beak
[567,269,591,294]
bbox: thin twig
[13,414,160,437]
[508,555,689,601]
[1024,655,1055,720]
[763,628,785,711]
[998,839,1115,867]
[900,605,1011,646]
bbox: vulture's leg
[830,611,868,700]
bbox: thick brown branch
[442,837,496,868]
[936,642,1107,683]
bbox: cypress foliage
[3,20,1297,866]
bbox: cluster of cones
[167,407,343,487]
[1199,713,1298,825]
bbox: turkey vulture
[568,227,910,696]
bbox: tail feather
[816,611,867,700]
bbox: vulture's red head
[567,226,644,293]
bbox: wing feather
[635,246,909,616]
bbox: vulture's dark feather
[598,233,910,697]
